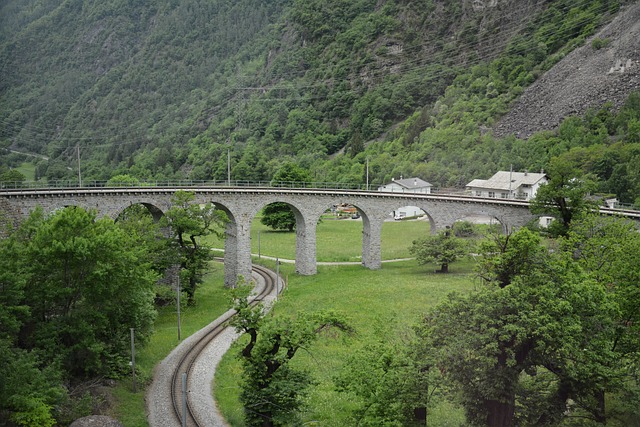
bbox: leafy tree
[475,227,548,288]
[229,284,351,427]
[0,168,26,185]
[12,206,159,379]
[335,322,443,426]
[106,174,140,186]
[270,161,311,187]
[418,225,640,426]
[558,214,640,422]
[409,228,467,273]
[116,204,175,304]
[530,157,597,236]
[0,340,64,427]
[260,202,297,232]
[162,190,227,303]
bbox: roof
[466,171,546,191]
[390,177,433,189]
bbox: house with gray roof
[378,177,433,194]
[378,177,432,219]
[466,170,547,200]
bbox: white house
[378,177,432,218]
[466,170,547,200]
[378,177,433,194]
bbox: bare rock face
[493,2,640,139]
[69,415,124,427]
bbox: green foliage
[162,190,227,303]
[106,174,140,186]
[260,202,296,232]
[452,220,476,237]
[0,168,26,184]
[0,205,161,424]
[335,322,442,426]
[591,37,611,49]
[417,223,640,426]
[229,283,352,426]
[409,228,467,273]
[475,228,548,288]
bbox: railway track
[169,263,280,427]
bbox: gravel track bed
[146,270,278,427]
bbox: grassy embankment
[112,216,473,426]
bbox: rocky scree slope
[494,1,640,139]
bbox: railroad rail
[169,263,279,427]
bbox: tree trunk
[439,262,449,273]
[594,389,606,424]
[485,397,516,427]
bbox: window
[488,191,495,198]
[500,192,509,199]
[475,191,482,197]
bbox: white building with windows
[378,177,433,194]
[466,170,547,200]
[378,177,432,218]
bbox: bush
[591,37,610,50]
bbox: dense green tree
[335,323,441,426]
[530,157,597,236]
[475,227,549,288]
[229,284,352,427]
[417,224,640,426]
[558,214,640,422]
[162,190,227,302]
[106,174,140,186]
[422,231,581,425]
[14,207,159,379]
[260,202,297,232]
[409,228,467,273]
[0,168,26,185]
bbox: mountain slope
[495,1,640,138]
[1,0,637,193]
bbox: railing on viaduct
[1,183,638,286]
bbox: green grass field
[112,218,473,426]
[214,260,473,426]
[207,215,431,262]
[16,162,36,181]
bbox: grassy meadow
[113,218,475,426]
[206,214,432,262]
[214,259,474,427]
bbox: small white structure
[466,170,547,200]
[378,176,433,194]
[378,177,432,218]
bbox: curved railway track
[169,263,279,427]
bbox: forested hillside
[1,0,639,204]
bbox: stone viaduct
[0,186,537,286]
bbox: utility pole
[226,136,231,186]
[130,328,136,392]
[366,156,369,191]
[177,279,181,341]
[77,145,82,187]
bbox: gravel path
[146,270,279,427]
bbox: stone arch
[317,201,368,263]
[112,202,165,222]
[448,207,510,233]
[254,198,313,276]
